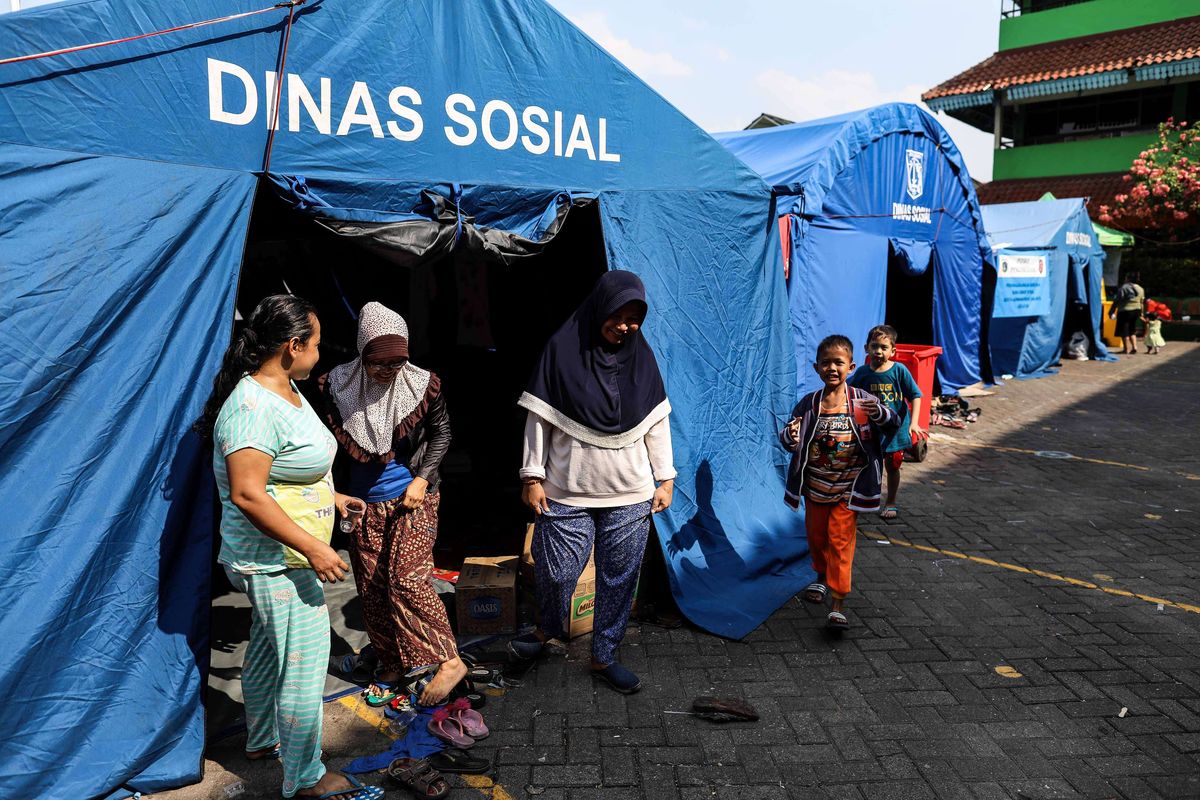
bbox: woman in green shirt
[197,294,381,800]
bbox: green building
[924,0,1200,221]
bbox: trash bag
[1065,332,1089,361]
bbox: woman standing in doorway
[1109,270,1145,354]
[318,302,467,707]
[199,294,381,800]
[509,270,676,694]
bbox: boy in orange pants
[781,335,898,630]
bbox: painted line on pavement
[926,435,1151,472]
[336,695,514,800]
[928,434,1200,481]
[867,532,1200,616]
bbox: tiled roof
[924,16,1200,100]
[977,172,1129,219]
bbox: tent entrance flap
[270,175,581,268]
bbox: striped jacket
[780,386,899,513]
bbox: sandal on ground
[880,506,899,520]
[592,662,641,694]
[801,582,827,604]
[244,743,280,761]
[428,747,492,774]
[447,697,489,739]
[298,772,385,800]
[363,681,402,708]
[428,706,475,748]
[692,696,760,722]
[446,678,487,710]
[386,758,449,799]
[826,610,850,631]
[507,633,545,660]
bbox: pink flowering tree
[1099,118,1200,235]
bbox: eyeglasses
[365,359,407,372]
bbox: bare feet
[296,771,356,797]
[419,657,468,706]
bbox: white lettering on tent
[445,93,478,146]
[387,87,423,141]
[201,62,622,166]
[207,58,257,126]
[290,74,332,135]
[892,202,931,224]
[482,100,519,150]
[336,81,384,138]
[522,106,550,155]
[565,113,596,160]
[265,71,279,131]
[598,118,620,163]
[1065,231,1092,247]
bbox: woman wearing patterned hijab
[318,302,466,706]
[509,271,676,694]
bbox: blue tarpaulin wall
[981,198,1115,378]
[716,104,993,396]
[0,2,812,796]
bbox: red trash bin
[892,343,942,432]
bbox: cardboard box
[522,524,632,640]
[456,556,517,635]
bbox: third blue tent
[981,196,1116,379]
[717,103,993,397]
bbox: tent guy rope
[0,0,304,67]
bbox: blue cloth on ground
[344,707,446,773]
[849,362,921,453]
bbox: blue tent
[0,2,811,796]
[716,104,993,397]
[980,198,1115,379]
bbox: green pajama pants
[226,567,330,797]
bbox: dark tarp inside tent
[0,1,818,796]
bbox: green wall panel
[1000,0,1200,50]
[993,133,1158,179]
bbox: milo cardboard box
[521,524,637,639]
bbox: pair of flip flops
[300,773,384,800]
[427,698,489,747]
[802,583,849,630]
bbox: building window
[1001,0,1095,18]
[1016,86,1176,146]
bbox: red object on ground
[892,343,943,431]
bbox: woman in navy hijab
[509,270,676,694]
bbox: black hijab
[519,270,669,446]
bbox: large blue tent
[716,104,993,397]
[981,197,1115,379]
[0,2,811,796]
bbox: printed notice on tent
[993,251,1051,318]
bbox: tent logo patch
[905,149,924,200]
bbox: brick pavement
[157,344,1199,800]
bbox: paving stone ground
[156,344,1200,800]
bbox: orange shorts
[804,500,858,598]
